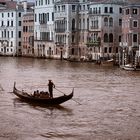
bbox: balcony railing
[55,29,66,33]
[34,38,53,42]
[88,10,101,15]
[90,26,99,29]
[86,41,100,47]
[39,20,47,24]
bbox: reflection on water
[0,57,140,140]
[13,98,73,114]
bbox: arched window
[109,17,113,26]
[104,33,108,42]
[109,33,113,42]
[72,19,75,31]
[104,17,108,26]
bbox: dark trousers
[49,88,53,98]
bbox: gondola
[13,82,74,105]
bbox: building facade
[121,3,140,65]
[0,0,33,56]
[87,1,123,62]
[22,12,34,57]
[54,0,80,60]
[34,0,55,58]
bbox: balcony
[34,38,53,42]
[86,41,100,47]
[88,10,101,15]
[39,20,47,24]
[55,29,66,33]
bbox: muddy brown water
[0,57,140,140]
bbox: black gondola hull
[13,82,73,105]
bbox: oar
[54,87,81,105]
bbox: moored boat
[122,64,140,71]
[101,59,114,66]
[13,82,74,105]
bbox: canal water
[0,57,140,140]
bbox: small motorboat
[13,82,74,105]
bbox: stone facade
[22,13,34,57]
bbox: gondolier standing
[48,80,55,98]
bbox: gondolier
[48,80,55,98]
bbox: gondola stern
[71,88,74,97]
[13,82,16,92]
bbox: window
[133,34,137,42]
[18,42,21,46]
[47,13,49,21]
[62,5,65,11]
[133,8,138,14]
[2,13,4,18]
[116,47,118,53]
[11,31,13,38]
[119,19,122,26]
[52,12,54,21]
[104,17,108,26]
[104,47,107,53]
[109,47,112,53]
[72,19,75,30]
[18,31,21,38]
[104,33,108,42]
[83,5,85,10]
[72,5,76,11]
[19,21,21,26]
[8,31,9,38]
[119,8,122,13]
[119,36,121,42]
[109,18,113,26]
[11,41,13,47]
[126,9,129,15]
[19,12,21,17]
[11,21,13,26]
[109,33,113,42]
[110,7,113,13]
[104,7,108,13]
[41,0,43,5]
[133,20,138,27]
[1,21,3,26]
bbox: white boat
[101,59,114,66]
[122,64,140,71]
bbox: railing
[34,38,53,42]
[55,29,66,33]
[86,41,100,47]
[90,26,99,29]
[39,20,47,24]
